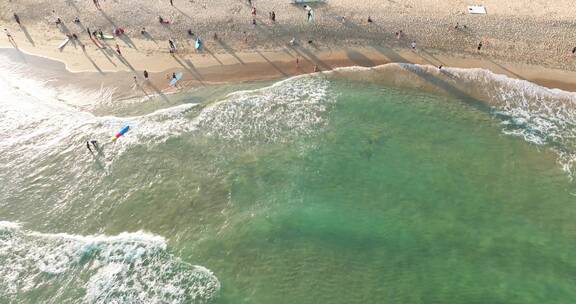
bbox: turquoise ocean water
[1,51,576,303]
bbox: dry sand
[1,0,576,92]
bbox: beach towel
[468,5,487,14]
[292,0,325,3]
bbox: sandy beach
[1,0,576,92]
[5,2,576,303]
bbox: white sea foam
[194,75,333,143]
[446,67,576,177]
[0,67,333,166]
[0,222,220,303]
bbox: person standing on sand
[572,47,576,56]
[144,70,149,80]
[411,40,416,51]
[52,10,62,25]
[170,0,174,6]
[271,11,276,22]
[115,44,121,55]
[4,29,15,43]
[13,14,20,25]
[477,41,483,51]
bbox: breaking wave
[0,221,220,303]
[329,63,576,178]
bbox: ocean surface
[2,51,576,303]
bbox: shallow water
[1,53,576,303]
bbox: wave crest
[0,223,220,303]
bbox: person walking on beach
[144,70,149,80]
[115,43,121,55]
[170,0,174,6]
[4,29,15,44]
[169,39,176,53]
[271,11,276,22]
[87,27,92,38]
[411,40,416,51]
[13,14,20,25]
[572,47,576,56]
[52,10,62,25]
[93,0,101,10]
[477,41,483,51]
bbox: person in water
[87,140,100,154]
[86,141,93,153]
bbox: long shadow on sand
[171,53,205,85]
[255,50,288,76]
[216,39,245,64]
[18,24,35,46]
[82,47,104,74]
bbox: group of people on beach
[4,0,576,92]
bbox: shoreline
[3,45,576,97]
